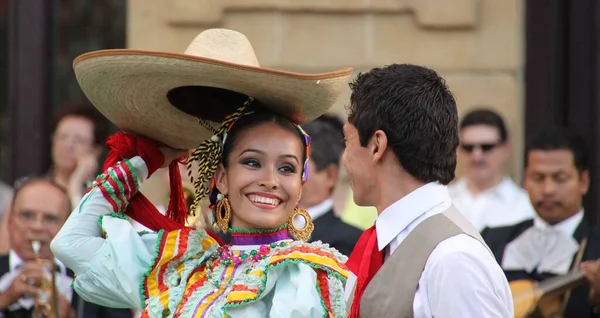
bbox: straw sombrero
[73,28,353,149]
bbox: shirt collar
[533,209,584,237]
[375,182,451,251]
[9,249,67,275]
[306,198,334,221]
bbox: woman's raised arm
[50,156,156,309]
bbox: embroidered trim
[228,223,288,234]
[140,230,349,317]
[88,160,140,214]
[140,229,166,309]
[222,243,349,316]
[141,229,219,317]
[317,270,332,317]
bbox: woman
[50,28,354,317]
[0,105,107,254]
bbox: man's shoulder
[429,233,494,262]
[480,219,534,245]
[315,210,363,238]
[423,234,508,284]
[330,214,363,238]
[421,234,514,317]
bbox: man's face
[524,149,589,225]
[298,159,338,209]
[459,124,509,185]
[9,181,70,260]
[341,122,377,207]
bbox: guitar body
[510,273,585,318]
[510,279,542,317]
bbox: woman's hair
[208,110,308,206]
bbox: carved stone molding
[165,0,480,29]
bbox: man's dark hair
[525,127,589,173]
[52,103,111,146]
[301,114,345,170]
[460,109,508,143]
[348,64,459,185]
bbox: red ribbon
[102,132,224,244]
[345,225,384,318]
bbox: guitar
[510,270,586,318]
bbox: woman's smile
[246,192,283,210]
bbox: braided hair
[185,98,254,215]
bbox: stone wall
[128,0,524,207]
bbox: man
[450,109,535,231]
[342,64,513,317]
[299,114,362,256]
[482,128,600,317]
[0,178,73,318]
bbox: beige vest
[347,205,492,317]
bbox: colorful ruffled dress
[50,156,349,318]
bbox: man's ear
[324,164,340,190]
[370,130,388,163]
[215,164,228,195]
[580,170,590,195]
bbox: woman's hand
[159,147,191,168]
[67,152,100,207]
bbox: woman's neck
[228,223,291,245]
[52,168,72,188]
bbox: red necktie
[346,225,384,318]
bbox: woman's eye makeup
[239,157,298,174]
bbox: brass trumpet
[183,185,202,227]
[31,240,59,318]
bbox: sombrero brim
[73,49,353,149]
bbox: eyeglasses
[14,209,62,227]
[460,143,501,153]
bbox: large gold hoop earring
[215,197,231,233]
[288,208,314,241]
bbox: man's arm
[425,236,514,318]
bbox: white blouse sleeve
[50,156,157,310]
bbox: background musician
[482,127,600,317]
[449,109,536,231]
[0,178,72,318]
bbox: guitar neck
[538,271,586,296]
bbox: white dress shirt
[502,209,583,275]
[345,183,514,318]
[449,177,536,231]
[306,198,334,221]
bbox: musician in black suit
[299,114,362,257]
[481,127,600,317]
[0,177,73,318]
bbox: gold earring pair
[214,197,314,241]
